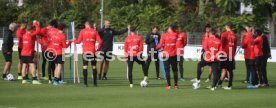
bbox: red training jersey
[74,27,102,54]
[46,27,61,52]
[38,27,49,51]
[156,31,178,57]
[221,31,237,60]
[124,33,143,57]
[204,36,222,62]
[202,32,209,51]
[241,32,255,59]
[16,28,26,49]
[21,23,41,56]
[47,30,70,56]
[176,32,187,55]
[253,36,263,57]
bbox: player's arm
[74,30,83,44]
[16,28,24,39]
[253,36,260,44]
[139,37,144,54]
[96,32,103,51]
[221,33,227,48]
[183,33,187,47]
[113,28,128,35]
[30,22,41,37]
[62,34,72,48]
[241,35,248,49]
[156,34,165,50]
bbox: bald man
[97,20,130,80]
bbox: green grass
[0,52,276,108]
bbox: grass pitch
[0,52,276,108]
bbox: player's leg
[98,58,104,80]
[164,57,171,89]
[127,57,134,88]
[17,48,23,80]
[255,57,263,85]
[29,62,41,84]
[211,62,219,90]
[91,56,98,87]
[262,56,269,86]
[102,60,109,80]
[171,56,178,89]
[135,56,148,80]
[53,63,62,85]
[206,66,212,82]
[21,62,28,84]
[144,54,152,78]
[245,59,250,83]
[2,52,12,80]
[82,54,89,87]
[249,59,258,86]
[178,55,184,80]
[53,55,63,85]
[154,53,160,79]
[41,51,47,80]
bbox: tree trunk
[198,0,205,16]
[269,18,276,47]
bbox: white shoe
[210,87,216,91]
[48,80,52,84]
[223,86,232,90]
[192,80,201,89]
[190,78,197,82]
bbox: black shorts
[3,52,12,62]
[44,51,55,61]
[83,54,97,66]
[99,51,113,61]
[54,55,64,64]
[18,48,22,59]
[22,56,34,63]
[220,59,235,70]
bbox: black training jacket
[145,32,161,54]
[2,29,14,53]
[98,27,128,52]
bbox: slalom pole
[68,23,73,82]
[36,35,41,80]
[154,37,166,80]
[126,26,130,80]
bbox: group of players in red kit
[1,19,271,90]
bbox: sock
[18,73,22,76]
[208,74,211,79]
[48,73,52,81]
[103,72,107,78]
[144,76,148,81]
[83,69,88,85]
[93,69,97,86]
[32,77,37,80]
[54,77,59,82]
[23,76,27,80]
[26,74,29,79]
[218,80,223,86]
[2,74,7,78]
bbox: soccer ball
[6,73,14,81]
[140,80,148,88]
